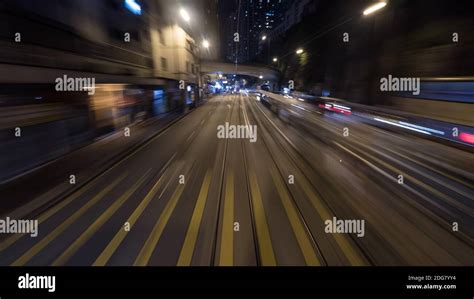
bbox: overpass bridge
[200,61,280,81]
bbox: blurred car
[319,102,352,115]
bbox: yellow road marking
[248,170,277,266]
[93,173,168,266]
[11,174,127,266]
[298,177,366,266]
[218,171,234,266]
[269,167,321,266]
[250,90,366,265]
[177,171,212,266]
[2,119,185,252]
[133,184,186,266]
[52,170,152,266]
[0,172,110,252]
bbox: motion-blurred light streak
[374,117,432,135]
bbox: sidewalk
[0,111,189,218]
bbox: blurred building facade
[0,0,216,81]
[0,0,221,182]
[268,0,318,41]
[221,0,290,64]
[271,0,474,126]
[0,0,154,76]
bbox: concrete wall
[381,96,474,127]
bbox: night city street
[0,0,474,296]
[1,91,473,266]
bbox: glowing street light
[180,8,191,22]
[202,40,210,49]
[296,48,304,55]
[363,2,387,16]
[273,57,278,62]
[261,35,267,41]
[125,0,142,15]
[259,75,263,79]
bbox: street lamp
[363,2,387,16]
[273,57,278,62]
[296,48,304,55]
[259,75,263,79]
[261,35,267,41]
[202,40,210,49]
[180,8,191,22]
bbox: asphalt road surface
[1,93,473,266]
